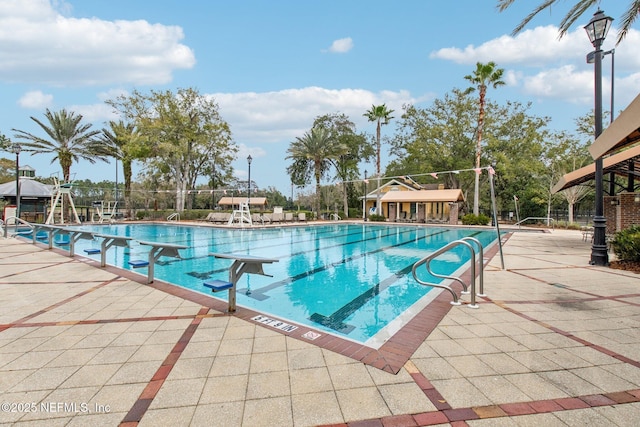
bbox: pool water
[49,223,498,345]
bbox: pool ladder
[411,237,486,309]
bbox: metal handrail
[412,239,484,308]
[167,212,180,222]
[514,217,555,229]
[330,213,341,221]
[461,236,485,297]
[2,217,34,238]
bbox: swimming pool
[47,223,498,345]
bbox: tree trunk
[123,160,132,219]
[568,202,574,223]
[342,183,348,218]
[473,85,486,216]
[376,119,382,215]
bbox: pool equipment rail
[412,238,485,308]
[206,253,279,313]
[2,217,33,238]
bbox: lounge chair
[271,212,284,223]
[284,212,294,222]
[298,212,306,222]
[213,212,230,223]
[251,213,264,224]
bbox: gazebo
[0,165,53,223]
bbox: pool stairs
[412,236,485,308]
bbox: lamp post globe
[584,9,613,266]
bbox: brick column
[449,202,459,225]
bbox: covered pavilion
[553,93,640,234]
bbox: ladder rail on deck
[2,217,34,238]
[412,238,486,308]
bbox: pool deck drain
[1,226,640,426]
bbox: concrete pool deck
[0,227,639,426]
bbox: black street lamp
[584,9,613,266]
[247,155,252,204]
[12,143,21,220]
[588,47,616,195]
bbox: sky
[0,0,638,196]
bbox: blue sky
[1,0,638,196]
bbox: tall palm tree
[497,0,639,44]
[12,109,104,181]
[95,121,146,219]
[286,126,348,215]
[364,104,394,215]
[464,62,505,215]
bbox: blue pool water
[43,223,498,345]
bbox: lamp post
[588,47,615,194]
[247,155,252,205]
[584,9,613,266]
[12,143,21,221]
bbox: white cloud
[430,25,585,66]
[211,87,418,144]
[325,37,354,53]
[18,90,54,109]
[68,102,118,123]
[522,65,593,104]
[431,24,639,108]
[0,0,195,86]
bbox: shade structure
[552,144,640,193]
[217,197,268,207]
[589,93,640,159]
[0,178,53,198]
[553,93,640,193]
[380,189,464,203]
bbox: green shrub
[368,214,386,222]
[611,225,640,261]
[461,213,490,226]
[555,221,583,230]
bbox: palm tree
[464,62,505,215]
[12,109,104,181]
[286,126,348,215]
[96,121,146,219]
[497,0,639,44]
[364,104,394,215]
